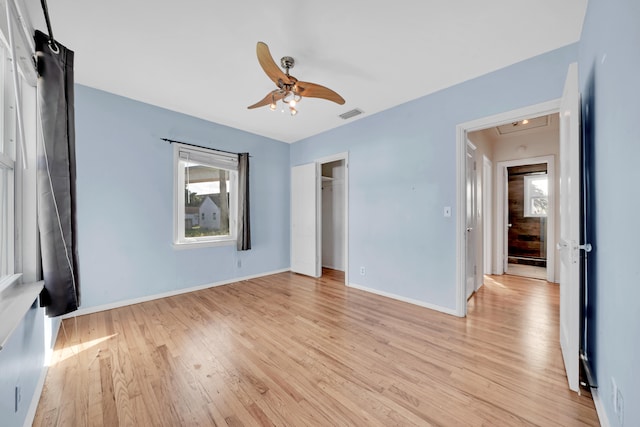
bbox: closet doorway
[321,159,346,275]
[290,153,348,284]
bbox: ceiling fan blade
[257,42,292,86]
[247,91,285,109]
[296,81,345,105]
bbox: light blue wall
[579,0,640,425]
[291,44,578,310]
[0,305,58,427]
[75,85,291,309]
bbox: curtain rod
[161,138,250,157]
[40,0,56,47]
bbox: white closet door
[291,163,321,277]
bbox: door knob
[508,223,512,228]
[466,227,473,232]
[578,243,592,252]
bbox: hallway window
[524,174,548,217]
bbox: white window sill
[0,273,21,294]
[0,279,44,351]
[173,239,236,250]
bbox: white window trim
[0,0,42,353]
[173,143,238,249]
[0,40,16,281]
[524,173,548,218]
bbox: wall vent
[339,108,363,120]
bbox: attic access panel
[497,115,549,135]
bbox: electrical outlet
[237,259,242,268]
[444,206,451,217]
[616,388,624,425]
[360,266,365,276]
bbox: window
[0,45,16,285]
[524,174,548,217]
[174,144,238,247]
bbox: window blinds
[177,144,238,170]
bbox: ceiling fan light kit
[248,42,345,116]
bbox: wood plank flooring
[34,270,599,426]
[506,263,548,280]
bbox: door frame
[455,99,560,317]
[496,155,555,282]
[315,151,350,285]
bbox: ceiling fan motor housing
[280,56,295,71]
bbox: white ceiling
[23,0,587,143]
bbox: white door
[558,62,581,392]
[483,156,492,275]
[291,163,321,277]
[503,167,510,273]
[466,145,477,299]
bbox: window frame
[523,173,549,218]
[0,44,17,288]
[173,143,238,249]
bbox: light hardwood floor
[34,270,599,426]
[506,263,548,280]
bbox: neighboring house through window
[174,143,238,247]
[524,173,548,217]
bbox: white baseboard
[591,387,610,427]
[347,282,458,316]
[64,268,291,319]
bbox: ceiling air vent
[339,108,363,120]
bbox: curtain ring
[48,39,59,54]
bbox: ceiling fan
[247,42,345,115]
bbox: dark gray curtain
[35,30,80,316]
[237,153,251,251]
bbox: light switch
[444,206,451,217]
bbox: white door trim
[455,99,561,317]
[315,152,349,286]
[495,155,555,283]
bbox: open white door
[291,163,321,277]
[465,144,477,299]
[558,62,581,392]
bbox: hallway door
[558,63,581,392]
[466,143,477,299]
